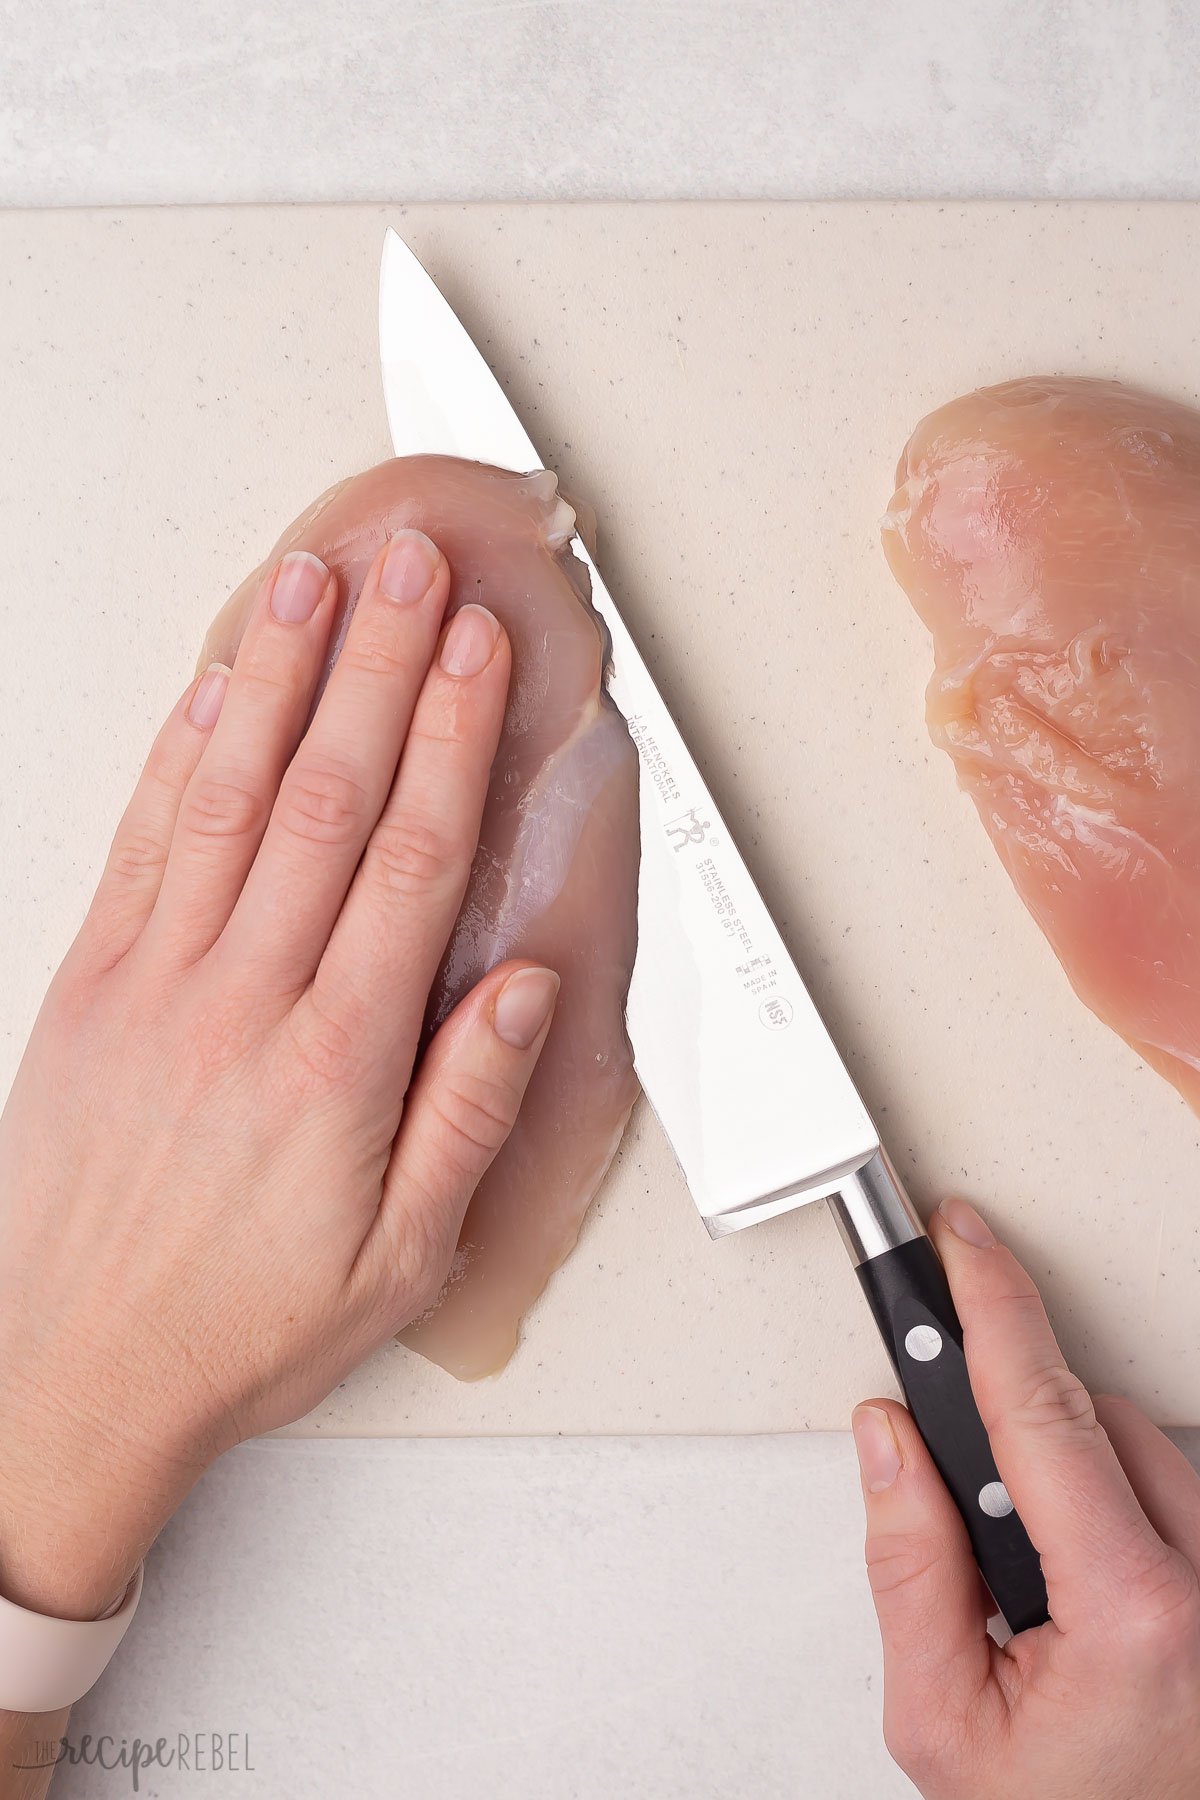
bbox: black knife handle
[855,1236,1049,1635]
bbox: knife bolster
[827,1150,924,1265]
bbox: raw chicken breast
[201,458,640,1378]
[883,377,1200,1112]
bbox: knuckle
[987,1254,1044,1310]
[140,745,187,805]
[395,1216,453,1318]
[234,657,298,706]
[188,1000,259,1081]
[107,829,165,886]
[180,771,263,842]
[1010,1362,1099,1439]
[864,1528,943,1602]
[406,716,464,754]
[372,1183,455,1322]
[882,1705,962,1782]
[367,812,457,898]
[338,628,410,682]
[429,1067,518,1172]
[882,1710,930,1778]
[1125,1551,1200,1664]
[279,759,372,848]
[40,952,98,1025]
[289,987,363,1089]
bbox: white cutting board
[4,202,1200,1434]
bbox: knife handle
[830,1156,1050,1636]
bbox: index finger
[217,529,451,996]
[930,1197,1172,1632]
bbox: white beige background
[6,8,1200,1797]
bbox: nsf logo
[758,995,794,1031]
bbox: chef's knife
[378,228,1049,1636]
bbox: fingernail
[440,605,500,678]
[852,1405,902,1493]
[380,529,439,605]
[939,1196,995,1249]
[493,967,560,1050]
[188,662,231,729]
[270,551,329,624]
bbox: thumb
[361,960,559,1315]
[852,1399,1003,1774]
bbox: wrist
[0,1489,145,1623]
[0,1369,201,1622]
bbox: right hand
[852,1196,1200,1799]
[0,529,559,1625]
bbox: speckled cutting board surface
[4,202,1200,1434]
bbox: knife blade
[378,226,1049,1634]
[381,228,879,1233]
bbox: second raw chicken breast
[884,377,1200,1114]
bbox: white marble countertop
[4,0,1200,208]
[8,5,1200,1796]
[61,1437,917,1800]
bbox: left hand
[853,1196,1200,1800]
[0,530,558,1626]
